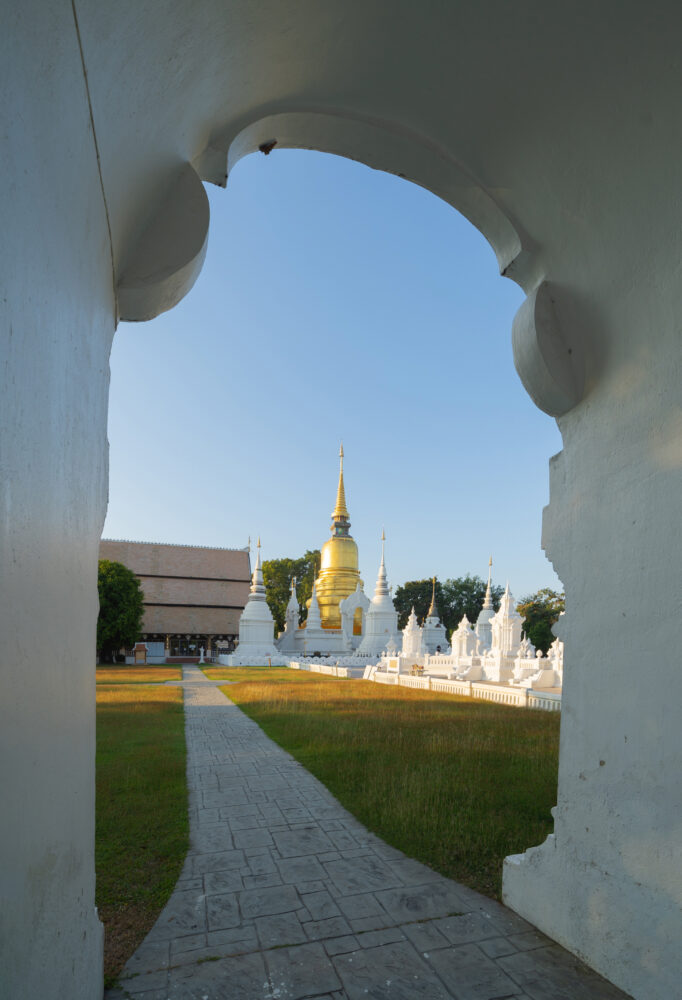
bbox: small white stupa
[489,582,523,657]
[301,577,327,655]
[421,577,448,653]
[450,614,477,657]
[401,606,423,658]
[475,556,496,650]
[479,580,523,682]
[276,577,301,653]
[357,531,401,656]
[230,538,283,665]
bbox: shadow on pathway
[105,666,629,1000]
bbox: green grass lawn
[96,681,188,987]
[222,667,560,899]
[94,664,558,982]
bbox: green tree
[394,575,503,632]
[262,549,320,633]
[517,588,565,653]
[97,560,144,662]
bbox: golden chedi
[313,446,363,629]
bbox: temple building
[232,447,402,661]
[99,538,250,657]
[270,447,375,656]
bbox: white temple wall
[504,312,682,997]
[0,5,112,996]
[3,5,682,997]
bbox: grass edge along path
[222,667,559,900]
[96,681,188,988]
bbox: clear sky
[103,149,563,598]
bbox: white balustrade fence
[340,668,561,711]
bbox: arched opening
[106,146,562,598]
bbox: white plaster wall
[0,4,112,996]
[504,293,682,997]
[3,4,682,997]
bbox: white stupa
[230,538,283,664]
[301,577,327,655]
[450,614,477,657]
[356,531,401,656]
[489,582,523,657]
[276,576,301,653]
[475,556,495,649]
[401,606,423,658]
[421,577,448,653]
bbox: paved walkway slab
[107,666,629,999]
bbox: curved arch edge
[512,281,585,417]
[196,109,529,283]
[117,163,209,322]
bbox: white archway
[3,7,681,998]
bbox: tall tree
[97,560,144,662]
[262,549,320,633]
[517,588,565,653]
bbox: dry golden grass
[202,666,298,682]
[96,683,187,987]
[224,668,559,899]
[96,666,182,683]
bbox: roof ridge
[101,538,250,552]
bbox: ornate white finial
[482,557,493,610]
[249,537,266,599]
[374,531,389,598]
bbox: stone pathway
[107,666,629,1000]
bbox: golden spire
[331,443,349,521]
[427,576,438,618]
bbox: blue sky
[103,149,562,598]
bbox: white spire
[374,529,389,598]
[286,576,298,614]
[356,531,401,656]
[249,537,267,601]
[401,605,422,657]
[482,555,493,610]
[498,580,515,615]
[306,578,322,630]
